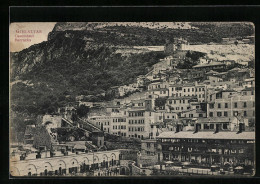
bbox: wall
[10,150,120,176]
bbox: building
[157,128,255,167]
[207,89,255,125]
[24,125,36,145]
[88,114,111,133]
[10,149,121,176]
[137,139,158,167]
[127,100,147,139]
[168,82,207,102]
[193,62,227,72]
[166,96,196,113]
[111,110,128,137]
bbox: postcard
[9,22,255,177]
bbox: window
[217,112,222,117]
[253,102,255,107]
[218,103,221,108]
[210,124,214,129]
[224,149,229,154]
[184,89,186,92]
[225,103,228,108]
[244,111,247,117]
[224,112,228,117]
[231,149,236,154]
[239,149,244,153]
[209,112,213,117]
[244,102,247,108]
[216,93,222,99]
[199,114,203,117]
[234,102,237,108]
[233,111,238,116]
[204,124,209,129]
[209,104,214,109]
[147,143,151,148]
[169,100,172,104]
[223,123,228,129]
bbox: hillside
[10,22,254,117]
[10,27,167,115]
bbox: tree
[77,105,90,118]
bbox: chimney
[194,123,200,133]
[237,123,245,133]
[215,124,220,134]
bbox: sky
[10,22,56,52]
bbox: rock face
[11,27,107,81]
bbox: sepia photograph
[9,22,255,177]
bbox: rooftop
[197,117,234,123]
[193,62,226,68]
[157,131,255,140]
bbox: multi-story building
[207,88,255,124]
[180,109,207,119]
[168,82,207,102]
[88,114,112,134]
[147,88,169,98]
[137,139,158,167]
[111,110,128,137]
[157,127,255,167]
[127,99,147,139]
[166,96,197,113]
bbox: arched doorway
[80,158,90,173]
[43,162,53,176]
[25,164,37,176]
[119,166,130,175]
[102,154,108,168]
[121,167,126,175]
[110,153,116,166]
[68,158,78,174]
[91,155,99,170]
[10,166,20,176]
[56,160,66,175]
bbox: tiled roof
[193,62,225,68]
[157,131,255,140]
[197,117,233,123]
